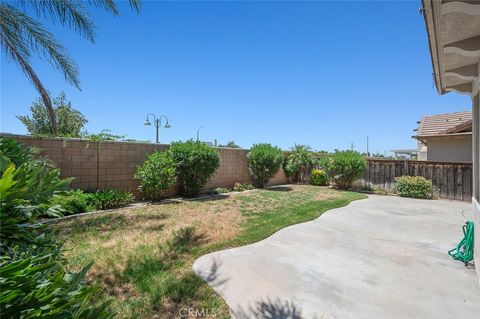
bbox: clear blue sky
[1,1,471,154]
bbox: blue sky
[1,1,471,154]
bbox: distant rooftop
[414,111,472,138]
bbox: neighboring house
[413,111,472,162]
[421,0,479,284]
[390,149,417,160]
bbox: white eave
[422,0,480,96]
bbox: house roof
[414,111,472,138]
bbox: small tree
[284,144,315,182]
[219,141,241,148]
[169,140,220,197]
[17,92,87,137]
[248,143,283,188]
[135,150,176,200]
[320,150,366,190]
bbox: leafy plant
[169,140,220,197]
[17,92,88,137]
[320,150,366,190]
[310,169,328,186]
[284,145,315,182]
[0,249,112,319]
[91,189,134,210]
[211,187,230,194]
[247,143,283,188]
[135,150,176,200]
[0,138,111,317]
[0,137,39,167]
[51,190,95,215]
[395,176,433,199]
[233,182,255,192]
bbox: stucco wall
[424,135,472,162]
[1,134,288,198]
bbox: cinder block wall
[2,134,287,197]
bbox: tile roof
[415,111,472,137]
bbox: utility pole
[366,136,369,156]
[351,143,354,151]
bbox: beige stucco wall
[417,140,428,161]
[424,135,472,162]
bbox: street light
[144,113,171,143]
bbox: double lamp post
[144,113,170,143]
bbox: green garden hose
[448,221,474,265]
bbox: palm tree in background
[0,0,141,134]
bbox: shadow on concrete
[195,258,229,288]
[233,298,308,319]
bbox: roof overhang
[422,0,480,96]
[413,132,472,139]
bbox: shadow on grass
[121,227,209,310]
[58,212,169,236]
[266,186,293,192]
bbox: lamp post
[144,113,171,143]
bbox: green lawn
[55,185,366,318]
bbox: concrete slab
[193,195,480,319]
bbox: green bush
[211,187,230,194]
[320,150,366,190]
[51,190,95,215]
[247,143,283,188]
[395,176,433,199]
[169,140,220,197]
[310,169,328,186]
[0,138,111,317]
[0,248,111,318]
[92,189,134,210]
[233,182,255,192]
[135,150,176,200]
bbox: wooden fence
[360,159,473,201]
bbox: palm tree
[0,0,141,134]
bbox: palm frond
[0,3,80,88]
[18,0,95,42]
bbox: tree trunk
[1,32,58,134]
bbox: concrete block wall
[1,134,287,197]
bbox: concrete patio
[193,195,480,319]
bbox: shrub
[233,182,255,192]
[135,150,176,200]
[0,138,111,317]
[51,190,95,215]
[247,143,283,188]
[284,145,315,182]
[211,187,230,194]
[320,150,366,190]
[395,176,433,199]
[169,140,220,197]
[92,189,134,210]
[310,169,328,186]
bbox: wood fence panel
[362,159,472,201]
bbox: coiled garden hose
[448,221,474,266]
